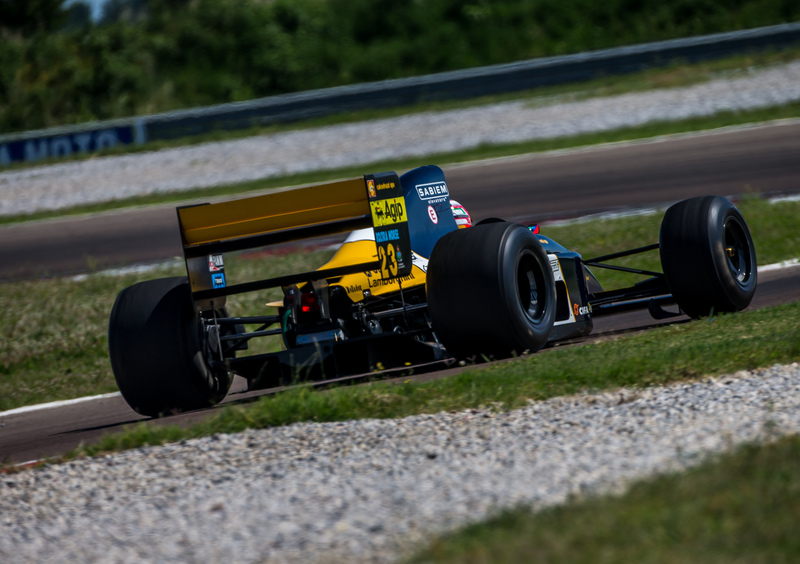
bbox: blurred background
[2,0,799,134]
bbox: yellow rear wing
[177,173,412,309]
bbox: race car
[108,165,757,417]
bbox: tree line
[1,0,798,133]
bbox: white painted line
[0,392,121,418]
[544,207,660,226]
[450,117,800,170]
[8,459,45,470]
[759,258,800,272]
[3,255,797,420]
[770,194,800,204]
[540,194,799,228]
[71,257,183,281]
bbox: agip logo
[370,198,406,226]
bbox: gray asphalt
[1,122,798,464]
[1,265,797,465]
[2,121,799,281]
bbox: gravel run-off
[1,62,799,216]
[2,363,800,563]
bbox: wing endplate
[176,173,411,310]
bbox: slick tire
[659,196,757,319]
[108,277,232,417]
[427,222,556,360]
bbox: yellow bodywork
[175,173,417,307]
[319,238,427,302]
[178,178,369,246]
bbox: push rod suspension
[583,262,664,277]
[583,243,659,264]
[213,315,281,326]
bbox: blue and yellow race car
[108,165,757,416]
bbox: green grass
[1,199,797,415]
[72,299,800,458]
[408,434,800,563]
[542,197,800,290]
[0,250,335,413]
[3,50,800,228]
[1,199,796,416]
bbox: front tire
[427,222,556,359]
[108,277,232,417]
[659,196,757,318]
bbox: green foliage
[2,0,800,132]
[0,0,68,37]
[409,435,800,563]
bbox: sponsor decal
[375,228,400,243]
[212,273,226,289]
[208,254,224,272]
[427,205,439,224]
[368,272,416,288]
[376,181,395,190]
[549,255,564,282]
[377,242,398,278]
[0,126,133,166]
[370,198,406,226]
[367,179,377,198]
[415,181,449,203]
[296,329,342,345]
[412,252,429,273]
[573,303,592,316]
[346,284,362,294]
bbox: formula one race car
[108,165,757,416]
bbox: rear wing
[177,172,412,310]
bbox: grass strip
[71,299,800,458]
[543,196,800,290]
[0,251,330,413]
[1,199,797,414]
[408,434,800,563]
[3,91,800,226]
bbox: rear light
[300,292,320,314]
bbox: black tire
[659,196,757,319]
[108,277,232,417]
[426,222,556,359]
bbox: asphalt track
[2,120,800,281]
[1,264,798,465]
[1,121,799,464]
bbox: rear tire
[427,222,555,359]
[659,196,757,318]
[108,277,232,417]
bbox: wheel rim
[723,216,753,287]
[517,251,545,322]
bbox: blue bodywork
[400,165,458,258]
